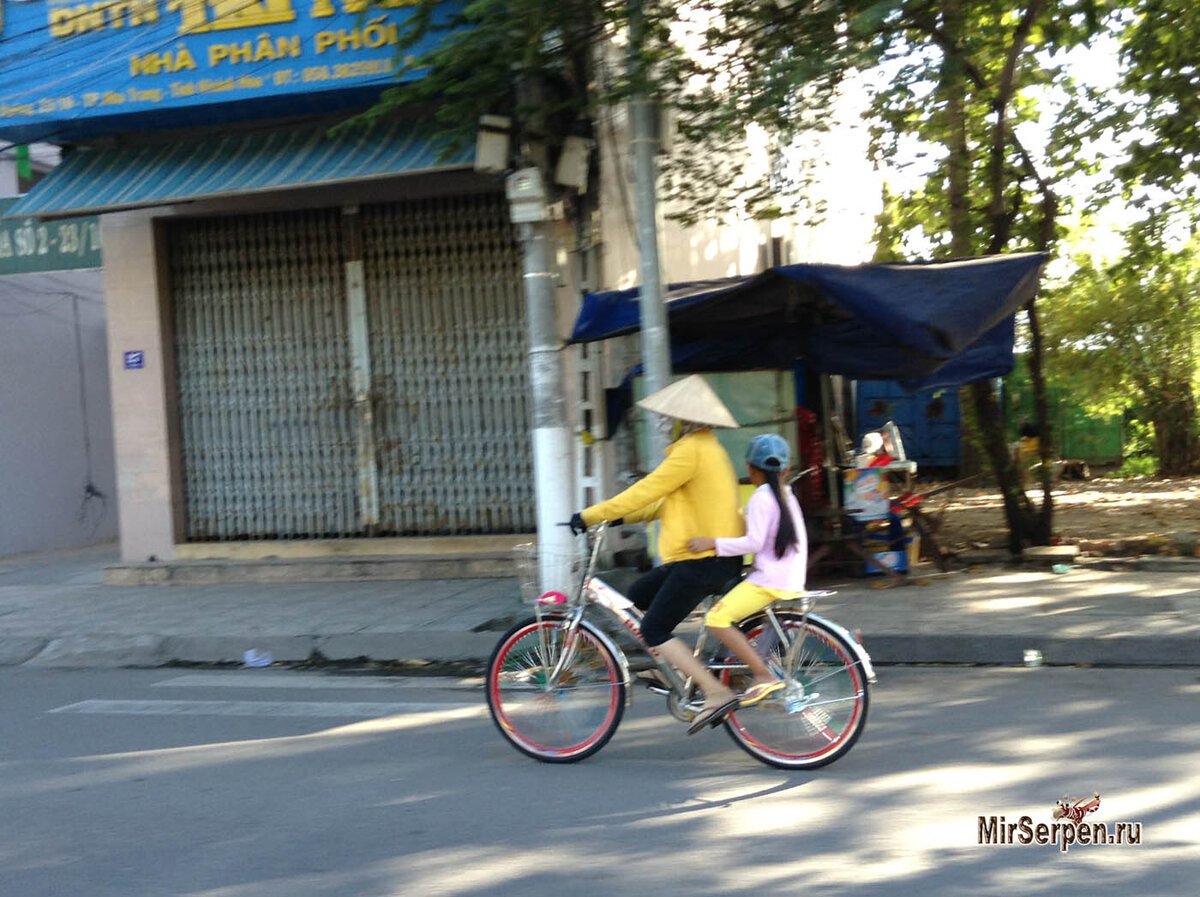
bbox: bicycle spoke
[794,693,865,709]
[792,662,859,690]
[487,617,625,763]
[498,679,622,693]
[724,613,869,770]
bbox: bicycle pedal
[634,670,671,694]
[636,677,670,695]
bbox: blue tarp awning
[570,254,1046,391]
[5,121,473,219]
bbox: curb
[860,634,1200,666]
[21,635,169,668]
[0,638,49,666]
[1077,556,1200,573]
[2,632,505,669]
[6,631,1200,669]
[103,555,519,586]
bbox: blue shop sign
[0,1,459,142]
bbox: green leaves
[850,0,908,36]
[353,0,1191,254]
[1117,0,1200,187]
[1042,206,1200,472]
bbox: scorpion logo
[1052,792,1101,823]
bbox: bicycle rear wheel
[486,615,626,763]
[723,612,869,770]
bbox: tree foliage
[1045,215,1200,474]
[368,0,1198,542]
[357,1,669,169]
[1116,0,1200,189]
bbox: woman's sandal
[686,696,739,735]
[635,669,670,692]
[739,680,786,706]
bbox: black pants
[627,556,742,647]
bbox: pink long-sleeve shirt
[715,484,808,592]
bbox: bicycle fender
[538,613,634,706]
[581,618,634,705]
[807,612,878,684]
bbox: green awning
[7,122,474,219]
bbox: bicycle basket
[512,542,584,605]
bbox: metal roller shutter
[363,195,534,535]
[171,209,358,539]
[170,194,533,540]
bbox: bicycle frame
[532,523,875,710]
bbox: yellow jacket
[581,429,744,563]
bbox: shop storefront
[168,195,533,542]
[1,1,548,561]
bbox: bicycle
[485,522,876,769]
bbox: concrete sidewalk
[1,542,1198,669]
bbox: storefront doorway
[168,193,534,540]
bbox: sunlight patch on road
[0,701,487,800]
[1150,811,1200,846]
[49,699,480,718]
[857,763,1037,798]
[707,789,836,836]
[994,734,1079,755]
[973,572,1052,585]
[966,596,1046,612]
[317,706,484,736]
[152,672,476,690]
[1102,777,1200,820]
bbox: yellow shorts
[704,581,795,629]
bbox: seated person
[683,433,809,734]
[571,376,744,732]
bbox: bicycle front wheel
[723,612,869,770]
[486,616,626,763]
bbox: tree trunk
[971,380,1043,551]
[939,0,984,486]
[942,56,971,254]
[974,0,1055,552]
[1024,171,1058,541]
[1024,299,1053,540]
[1152,386,1200,474]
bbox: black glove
[569,513,588,535]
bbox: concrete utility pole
[508,168,575,592]
[629,0,672,464]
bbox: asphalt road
[0,666,1196,896]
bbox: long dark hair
[760,466,799,559]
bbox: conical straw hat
[636,375,740,428]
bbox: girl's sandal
[739,680,786,706]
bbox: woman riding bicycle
[683,433,808,733]
[570,375,745,728]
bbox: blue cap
[746,433,790,471]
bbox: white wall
[0,157,16,197]
[590,62,882,288]
[0,270,117,556]
[593,103,774,290]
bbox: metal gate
[170,195,533,540]
[363,196,533,534]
